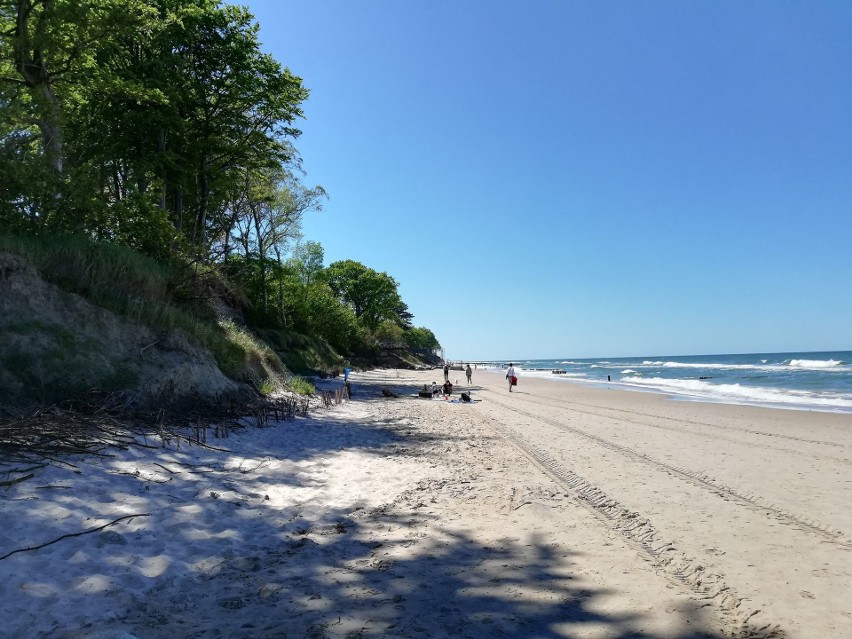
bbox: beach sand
[1,368,850,638]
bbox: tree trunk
[173,188,183,232]
[278,281,285,326]
[157,129,166,209]
[35,86,63,176]
[251,208,268,313]
[13,1,65,179]
[197,171,209,246]
[137,136,148,193]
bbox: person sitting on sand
[431,382,440,396]
[442,380,453,396]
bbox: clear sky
[241,1,852,361]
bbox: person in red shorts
[505,363,518,392]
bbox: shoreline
[464,363,852,415]
[452,367,852,428]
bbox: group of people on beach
[432,380,454,397]
[435,363,476,400]
[442,361,518,392]
[443,363,474,385]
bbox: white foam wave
[637,360,849,372]
[640,360,774,371]
[620,376,852,411]
[621,369,637,374]
[517,369,585,380]
[788,359,843,369]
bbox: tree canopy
[1,0,307,249]
[1,0,441,365]
[326,260,404,331]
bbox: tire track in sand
[501,393,852,466]
[485,396,851,546]
[477,413,785,639]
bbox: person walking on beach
[443,363,450,382]
[465,364,473,385]
[506,363,517,392]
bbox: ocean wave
[641,361,774,371]
[619,376,852,411]
[621,369,638,374]
[521,369,585,380]
[637,360,850,373]
[788,359,844,369]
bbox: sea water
[480,351,852,413]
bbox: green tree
[165,2,308,248]
[394,300,414,329]
[0,0,154,223]
[405,326,441,352]
[222,167,325,320]
[303,285,362,353]
[375,319,405,346]
[3,0,87,177]
[325,259,402,331]
[1,0,311,256]
[225,168,325,264]
[289,240,325,285]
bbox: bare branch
[0,513,151,561]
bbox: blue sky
[241,1,852,360]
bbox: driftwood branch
[0,473,35,487]
[0,513,151,561]
[140,340,160,353]
[153,462,179,474]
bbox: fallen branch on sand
[0,472,35,487]
[0,512,151,561]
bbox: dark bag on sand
[460,392,471,402]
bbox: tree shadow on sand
[41,506,732,639]
[1,382,741,639]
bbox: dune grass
[0,233,294,389]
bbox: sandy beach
[1,368,850,639]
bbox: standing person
[465,364,473,385]
[443,363,450,382]
[506,363,517,392]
